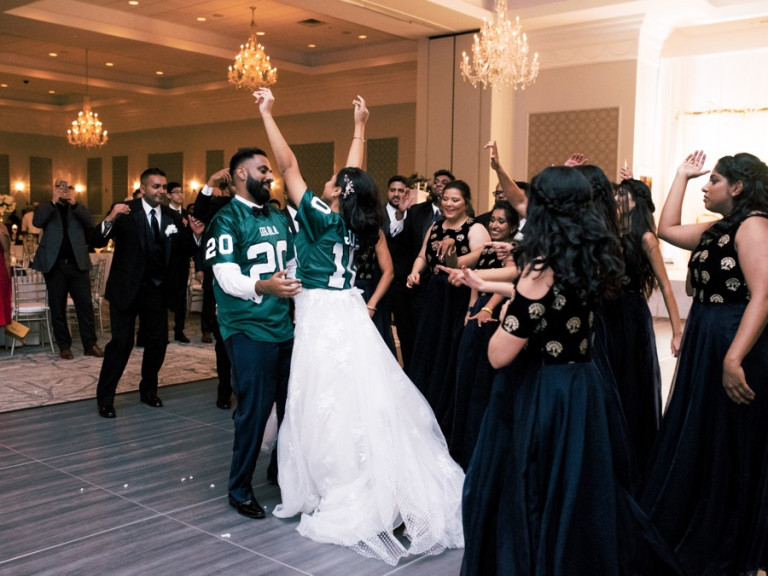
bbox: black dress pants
[97,282,168,406]
[44,259,97,350]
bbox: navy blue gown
[601,254,662,476]
[408,219,473,441]
[462,282,677,575]
[450,245,506,469]
[353,242,396,356]
[639,213,768,576]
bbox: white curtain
[653,48,768,265]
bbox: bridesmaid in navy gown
[406,180,490,440]
[448,200,518,469]
[608,177,684,475]
[461,166,677,575]
[640,151,768,576]
[354,230,396,355]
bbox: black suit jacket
[91,199,198,311]
[194,192,231,225]
[31,201,93,273]
[405,201,439,255]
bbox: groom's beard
[246,175,271,205]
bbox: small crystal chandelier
[228,6,277,91]
[460,0,539,91]
[67,49,108,148]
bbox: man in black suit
[32,178,103,360]
[91,168,203,418]
[406,169,454,246]
[382,175,419,371]
[194,169,235,409]
[399,169,454,345]
[166,181,191,343]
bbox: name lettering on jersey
[259,225,279,237]
[344,231,359,250]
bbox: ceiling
[2,0,768,137]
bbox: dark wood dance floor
[0,380,463,575]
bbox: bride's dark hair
[336,167,382,252]
[517,166,624,302]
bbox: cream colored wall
[417,36,640,217]
[417,33,511,217]
[1,102,416,212]
[509,60,638,183]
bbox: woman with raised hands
[460,165,680,575]
[639,150,768,576]
[254,87,464,566]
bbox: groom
[204,147,300,519]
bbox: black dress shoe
[98,404,116,418]
[140,394,163,407]
[174,332,190,343]
[228,495,265,519]
[216,398,232,410]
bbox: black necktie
[150,209,160,244]
[252,205,269,218]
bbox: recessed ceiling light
[105,62,114,67]
[308,44,316,48]
[49,90,56,94]
[49,52,58,57]
[256,31,266,36]
[0,83,7,88]
[155,70,164,75]
[197,17,206,22]
[358,35,367,39]
[128,1,139,5]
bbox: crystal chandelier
[460,0,539,91]
[228,6,277,91]
[67,49,108,148]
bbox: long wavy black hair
[617,178,657,297]
[701,152,768,243]
[336,167,383,253]
[575,164,622,241]
[517,166,624,302]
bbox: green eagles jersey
[294,190,358,290]
[204,197,294,343]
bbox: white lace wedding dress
[273,287,465,565]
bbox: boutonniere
[164,224,178,237]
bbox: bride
[255,87,464,566]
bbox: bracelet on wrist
[366,305,376,312]
[481,306,494,315]
[353,136,365,142]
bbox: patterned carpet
[0,313,217,413]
